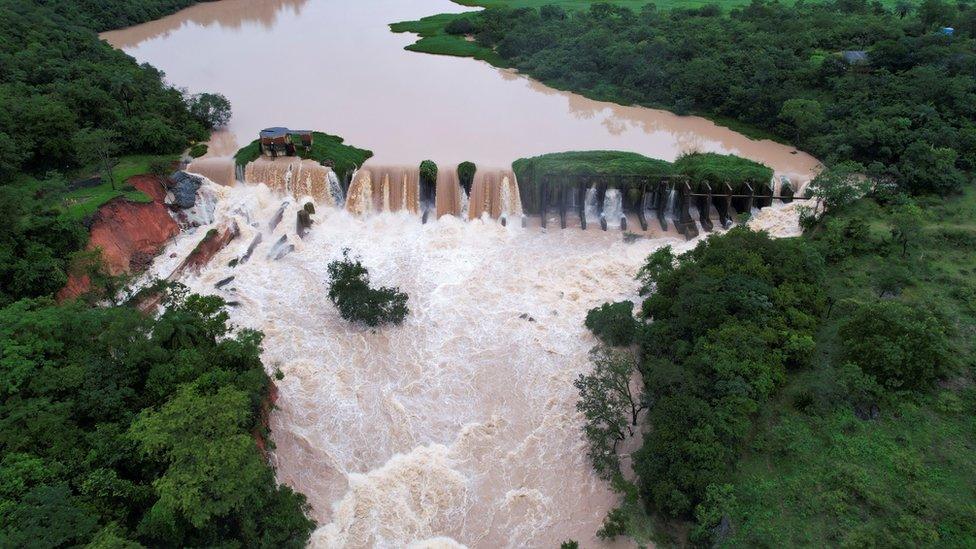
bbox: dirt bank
[58,176,180,301]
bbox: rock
[215,276,236,289]
[269,202,289,232]
[170,223,240,278]
[239,233,263,264]
[854,402,881,420]
[297,209,313,239]
[166,171,204,209]
[267,235,295,261]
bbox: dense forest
[0,0,220,179]
[0,0,318,546]
[413,0,976,194]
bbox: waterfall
[328,170,345,207]
[584,185,600,224]
[346,169,373,215]
[186,157,235,186]
[666,188,677,220]
[603,188,623,229]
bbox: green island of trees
[327,249,410,327]
[234,132,374,181]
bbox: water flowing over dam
[142,175,702,548]
[139,167,810,547]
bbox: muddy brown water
[101,0,820,182]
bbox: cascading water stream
[602,188,623,229]
[583,185,600,224]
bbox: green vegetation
[420,159,439,187]
[577,186,976,545]
[0,3,318,547]
[189,143,209,158]
[400,1,975,195]
[63,154,179,220]
[234,132,373,180]
[512,150,771,212]
[584,301,637,346]
[0,286,315,546]
[0,1,219,180]
[0,182,88,307]
[327,249,409,327]
[674,152,774,192]
[458,161,477,192]
[390,14,508,65]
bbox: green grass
[723,188,976,547]
[674,152,774,192]
[63,154,177,220]
[511,150,775,212]
[389,14,508,66]
[234,131,373,180]
[454,0,907,9]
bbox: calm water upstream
[102,0,820,181]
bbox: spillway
[140,176,702,548]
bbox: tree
[419,160,438,187]
[779,98,824,143]
[574,346,644,479]
[585,301,637,346]
[840,300,953,390]
[327,249,409,327]
[74,128,121,189]
[457,161,476,194]
[889,201,924,258]
[187,93,232,129]
[805,162,870,222]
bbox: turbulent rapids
[144,160,809,547]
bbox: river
[101,0,819,181]
[106,1,817,547]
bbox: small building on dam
[259,127,314,158]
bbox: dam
[106,0,821,546]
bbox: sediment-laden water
[140,179,702,547]
[101,0,820,182]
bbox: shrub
[457,161,476,193]
[445,17,475,35]
[839,300,953,390]
[327,249,409,327]
[585,301,637,346]
[419,160,438,187]
[189,143,208,158]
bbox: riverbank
[389,12,786,143]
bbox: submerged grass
[234,131,373,180]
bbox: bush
[457,161,476,193]
[585,301,637,346]
[445,17,475,35]
[189,143,208,158]
[839,300,953,390]
[327,249,409,327]
[419,160,438,187]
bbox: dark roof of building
[260,127,315,139]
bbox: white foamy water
[148,180,705,548]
